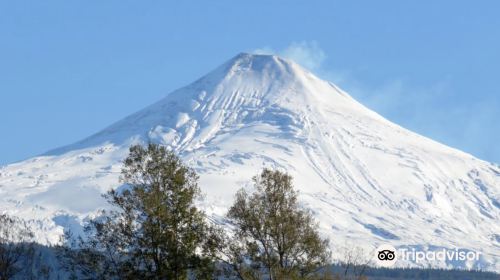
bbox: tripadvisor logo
[373,244,482,267]
[374,244,397,267]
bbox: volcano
[1,53,499,270]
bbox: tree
[337,245,369,280]
[0,214,34,280]
[61,143,215,279]
[225,168,331,280]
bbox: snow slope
[1,53,499,270]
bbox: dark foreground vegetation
[0,144,498,279]
[328,265,500,280]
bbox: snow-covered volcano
[1,53,499,270]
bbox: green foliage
[224,168,332,280]
[61,143,215,279]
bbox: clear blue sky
[1,1,499,165]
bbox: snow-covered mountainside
[1,53,499,270]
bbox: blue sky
[0,1,499,165]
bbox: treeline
[328,265,500,280]
[0,214,51,279]
[0,144,498,280]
